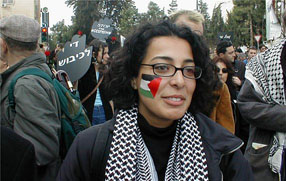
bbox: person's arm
[220,150,254,181]
[57,127,97,181]
[237,80,286,132]
[13,78,61,166]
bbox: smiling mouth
[163,96,185,106]
[166,97,182,101]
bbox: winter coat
[238,80,286,181]
[210,82,235,134]
[57,112,253,181]
[0,52,61,180]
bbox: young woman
[213,57,237,101]
[58,21,253,181]
[78,39,113,125]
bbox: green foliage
[208,3,225,47]
[65,0,131,43]
[197,0,212,46]
[49,20,73,50]
[118,1,139,37]
[138,1,166,24]
[225,0,266,47]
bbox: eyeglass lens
[153,64,201,79]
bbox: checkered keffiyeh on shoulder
[245,39,286,174]
[105,105,209,180]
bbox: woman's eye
[185,68,195,75]
[155,65,169,71]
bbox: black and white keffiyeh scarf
[105,105,209,180]
[245,39,286,174]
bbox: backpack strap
[91,123,112,180]
[8,68,53,109]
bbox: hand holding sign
[57,34,92,82]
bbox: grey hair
[170,10,205,24]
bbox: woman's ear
[131,78,137,90]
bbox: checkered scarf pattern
[105,105,209,180]
[245,39,286,174]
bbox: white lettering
[70,41,79,48]
[78,52,85,59]
[59,59,66,66]
[85,48,91,57]
[91,29,112,35]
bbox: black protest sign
[57,34,92,82]
[91,18,113,41]
[217,32,234,42]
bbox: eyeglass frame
[140,63,202,79]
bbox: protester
[58,21,253,180]
[78,39,113,125]
[235,47,243,59]
[237,11,286,181]
[170,9,204,36]
[216,40,246,90]
[50,43,63,69]
[237,52,247,62]
[0,15,61,180]
[216,40,249,152]
[171,10,235,133]
[259,44,268,52]
[213,57,239,131]
[243,46,257,64]
[213,57,237,101]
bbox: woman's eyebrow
[150,56,194,63]
[150,56,173,62]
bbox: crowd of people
[1,9,285,181]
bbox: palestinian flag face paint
[140,74,162,99]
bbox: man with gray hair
[170,9,205,36]
[237,10,286,180]
[0,15,61,180]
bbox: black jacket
[78,64,113,122]
[1,127,36,181]
[233,59,246,90]
[57,112,253,181]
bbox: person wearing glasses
[57,21,253,181]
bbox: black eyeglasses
[216,67,228,73]
[141,63,202,79]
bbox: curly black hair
[104,21,219,114]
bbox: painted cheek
[139,74,162,99]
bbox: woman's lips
[163,95,185,106]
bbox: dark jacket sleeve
[57,127,98,181]
[220,150,254,181]
[237,80,286,132]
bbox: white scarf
[245,39,286,174]
[105,105,209,180]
